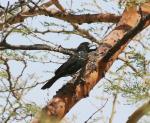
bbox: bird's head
[77,42,97,52]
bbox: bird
[41,42,97,89]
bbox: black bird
[41,42,96,89]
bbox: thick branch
[126,100,150,123]
[103,13,150,62]
[0,5,121,30]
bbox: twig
[84,99,108,123]
[109,94,117,123]
[71,23,100,44]
[118,57,138,73]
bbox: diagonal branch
[85,99,108,123]
[51,0,66,12]
[126,100,150,123]
[102,13,150,62]
[71,23,100,44]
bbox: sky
[0,0,149,123]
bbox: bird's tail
[41,76,58,89]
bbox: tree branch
[51,0,66,12]
[126,100,150,123]
[85,99,108,123]
[102,13,150,62]
[109,94,117,123]
[0,3,121,30]
[0,42,74,55]
[71,23,100,44]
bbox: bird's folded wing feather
[55,55,78,75]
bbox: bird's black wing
[55,55,78,75]
[41,55,80,89]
